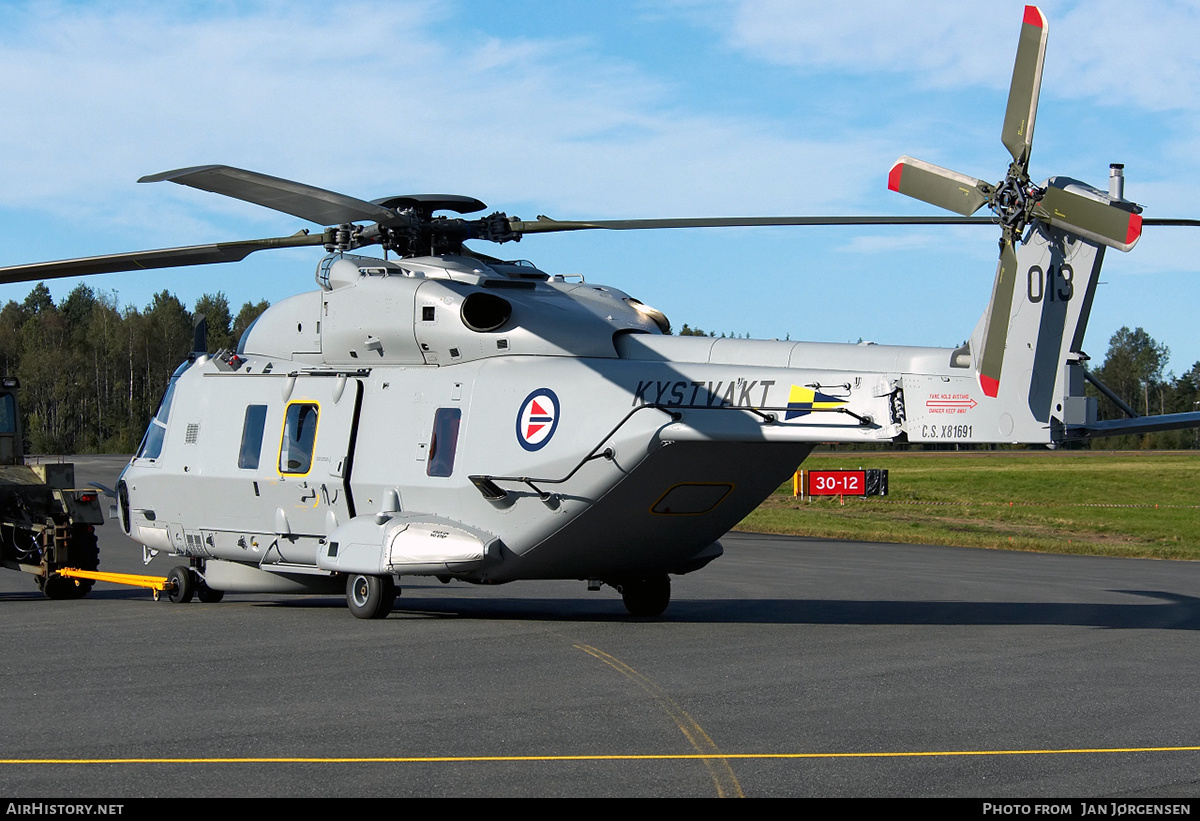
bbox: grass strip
[736,451,1200,559]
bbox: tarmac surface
[1,455,1198,798]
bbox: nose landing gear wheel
[167,566,195,604]
[346,573,396,619]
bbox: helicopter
[2,5,1198,618]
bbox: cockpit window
[136,380,177,460]
[278,402,319,475]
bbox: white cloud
[1053,1,1200,112]
[695,0,1200,112]
[832,227,999,266]
[696,1,1017,86]
[0,0,903,238]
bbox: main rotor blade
[1143,218,1200,227]
[887,157,992,216]
[140,166,396,226]
[1034,180,1143,251]
[1001,5,1048,167]
[0,231,328,284]
[977,238,1019,398]
[508,214,993,234]
[505,213,1200,239]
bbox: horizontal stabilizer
[1067,412,1200,439]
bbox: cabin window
[426,408,461,477]
[238,405,268,469]
[278,402,319,475]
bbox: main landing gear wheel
[620,575,671,617]
[346,573,396,620]
[196,578,224,603]
[167,565,195,604]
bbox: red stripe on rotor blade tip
[887,163,903,192]
[980,373,999,398]
[1127,212,1143,246]
[1023,5,1044,27]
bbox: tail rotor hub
[991,168,1036,232]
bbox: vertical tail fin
[966,218,1104,434]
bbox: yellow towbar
[55,568,170,598]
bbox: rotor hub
[991,165,1039,234]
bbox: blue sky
[2,0,1199,373]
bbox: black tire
[167,565,195,604]
[117,480,131,534]
[620,575,671,617]
[43,573,88,600]
[43,526,99,600]
[346,573,395,619]
[69,525,99,597]
[196,579,224,603]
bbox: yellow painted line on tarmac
[574,643,743,798]
[2,745,1200,765]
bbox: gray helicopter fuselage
[117,253,933,590]
[117,238,1087,595]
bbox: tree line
[0,283,268,454]
[1088,326,1200,449]
[0,282,1195,454]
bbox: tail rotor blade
[977,238,1019,398]
[1001,6,1048,167]
[888,157,992,216]
[1034,180,1143,251]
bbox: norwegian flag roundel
[516,388,560,451]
